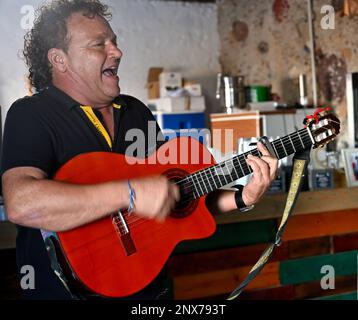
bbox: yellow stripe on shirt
[80,105,113,149]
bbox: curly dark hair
[23,0,112,92]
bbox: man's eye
[94,42,104,47]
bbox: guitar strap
[227,147,311,300]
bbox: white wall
[0,0,220,130]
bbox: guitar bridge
[112,211,137,256]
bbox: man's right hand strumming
[129,176,180,222]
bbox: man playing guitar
[1,0,278,299]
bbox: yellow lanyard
[80,103,121,150]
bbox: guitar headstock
[304,109,340,149]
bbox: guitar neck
[179,128,313,199]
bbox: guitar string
[116,133,313,228]
[176,130,311,194]
[177,129,309,188]
[183,133,312,197]
[117,133,313,228]
[173,134,312,205]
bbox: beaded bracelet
[127,180,136,214]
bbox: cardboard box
[189,96,205,111]
[149,97,189,112]
[149,96,205,113]
[184,80,202,96]
[147,67,163,99]
[159,72,182,97]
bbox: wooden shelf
[215,187,358,225]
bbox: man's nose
[109,43,122,60]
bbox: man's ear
[47,48,67,73]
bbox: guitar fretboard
[178,128,313,201]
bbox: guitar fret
[306,127,315,144]
[199,171,209,194]
[225,161,234,182]
[271,143,279,158]
[234,156,245,177]
[210,168,218,189]
[297,132,305,149]
[282,137,294,155]
[231,159,239,179]
[220,164,229,185]
[244,154,252,174]
[189,175,199,198]
[303,130,311,142]
[280,139,288,157]
[197,171,205,193]
[214,166,223,188]
[204,170,213,193]
[239,156,250,175]
[288,134,296,153]
[193,174,204,198]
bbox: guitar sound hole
[163,168,199,219]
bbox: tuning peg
[304,116,316,127]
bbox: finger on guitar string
[246,155,263,181]
[247,154,270,186]
[257,142,279,181]
[257,141,270,156]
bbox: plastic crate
[154,111,205,131]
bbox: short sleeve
[120,95,165,155]
[1,99,56,176]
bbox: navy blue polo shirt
[1,85,166,300]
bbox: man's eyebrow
[93,33,117,42]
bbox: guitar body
[53,137,217,298]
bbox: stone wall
[217,0,358,146]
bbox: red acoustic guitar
[51,111,339,297]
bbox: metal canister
[216,74,246,113]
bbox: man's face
[63,12,122,105]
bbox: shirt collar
[45,84,127,110]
